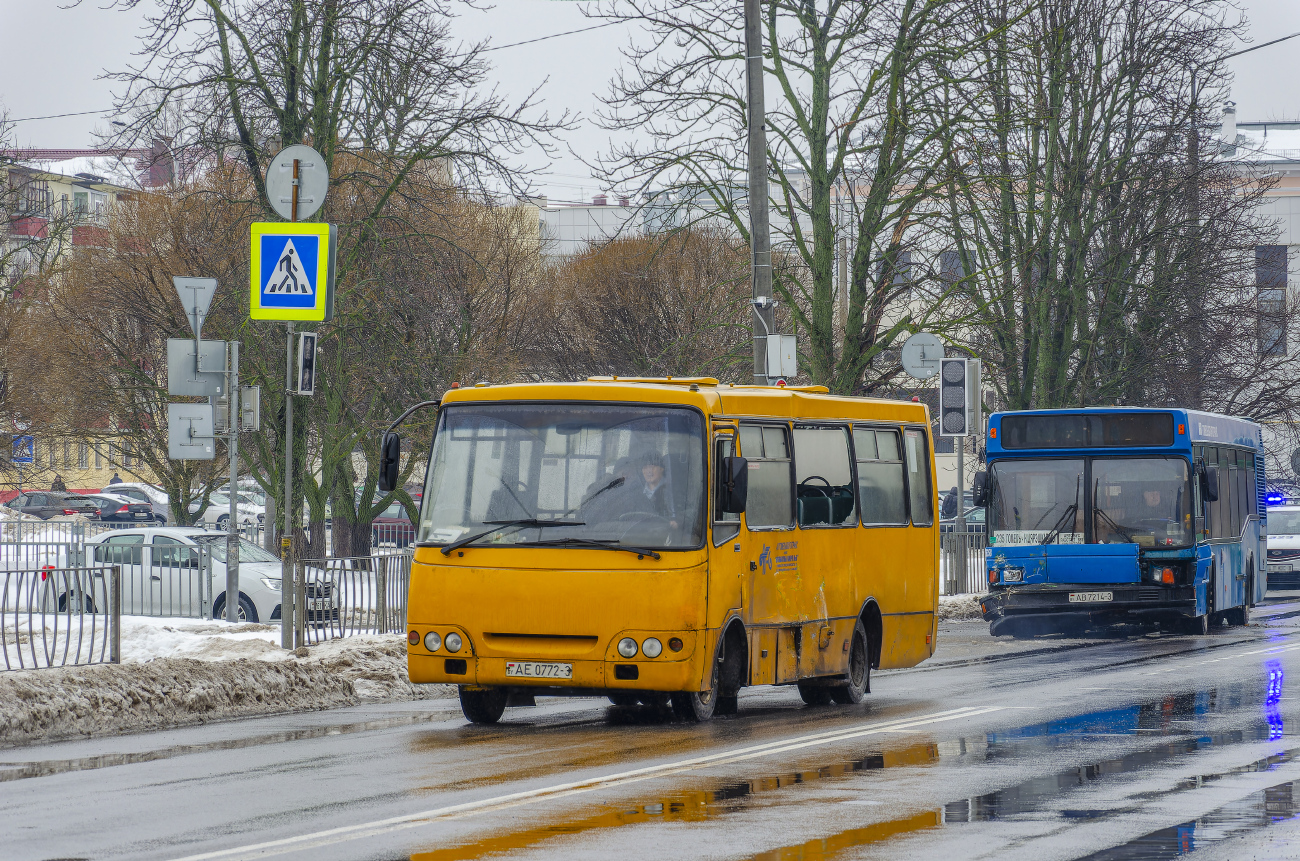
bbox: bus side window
[854,428,907,525]
[1246,453,1258,519]
[740,424,794,529]
[792,426,855,527]
[904,427,934,526]
[713,436,741,546]
[1235,452,1250,530]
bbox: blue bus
[975,408,1266,636]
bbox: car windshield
[1269,509,1300,534]
[989,457,1191,547]
[191,534,281,564]
[419,403,706,550]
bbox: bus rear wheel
[798,683,833,705]
[829,619,870,705]
[460,686,508,724]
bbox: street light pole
[745,0,774,385]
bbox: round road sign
[1290,447,1300,477]
[265,145,329,221]
[900,332,944,380]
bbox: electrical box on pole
[939,358,970,437]
[765,334,797,381]
[241,386,261,431]
[296,332,318,395]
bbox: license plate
[1272,564,1293,573]
[134,512,149,518]
[308,598,331,610]
[1069,591,1113,603]
[506,661,572,679]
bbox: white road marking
[165,705,1004,861]
[1139,641,1300,675]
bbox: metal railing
[291,553,411,645]
[941,530,988,595]
[2,566,120,670]
[87,542,215,619]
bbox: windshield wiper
[529,537,661,560]
[1092,479,1134,542]
[1042,474,1082,545]
[440,518,584,556]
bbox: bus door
[735,422,809,683]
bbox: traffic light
[939,358,969,436]
[296,332,317,395]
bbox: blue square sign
[249,222,335,321]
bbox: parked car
[85,493,156,524]
[188,492,264,529]
[100,482,169,523]
[83,526,295,621]
[940,505,986,535]
[4,491,100,520]
[1267,504,1300,591]
[372,499,416,548]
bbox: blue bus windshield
[989,457,1191,548]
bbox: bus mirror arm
[719,457,749,514]
[1199,463,1219,503]
[377,399,441,494]
[972,471,990,507]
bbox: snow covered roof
[1232,123,1300,165]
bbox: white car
[1267,504,1300,591]
[84,526,288,622]
[188,492,264,529]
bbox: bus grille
[1138,588,1161,601]
[1268,549,1300,561]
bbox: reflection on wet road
[3,598,1300,861]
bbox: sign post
[254,143,332,651]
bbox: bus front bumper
[980,585,1196,634]
[407,652,703,693]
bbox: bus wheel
[672,654,719,722]
[830,619,870,705]
[460,687,508,724]
[1225,601,1251,627]
[608,693,640,707]
[1183,614,1210,636]
[798,683,833,706]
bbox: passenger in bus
[632,451,677,527]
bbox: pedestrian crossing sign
[249,222,336,321]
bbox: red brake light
[116,505,129,514]
[62,508,78,515]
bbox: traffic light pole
[226,342,240,623]
[281,321,295,650]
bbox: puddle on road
[409,675,1295,861]
[408,741,941,860]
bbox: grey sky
[1,0,1298,202]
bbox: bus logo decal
[758,545,773,574]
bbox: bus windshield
[989,457,1191,547]
[418,403,706,550]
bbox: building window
[877,251,911,290]
[1257,245,1288,357]
[939,250,965,290]
[79,442,89,469]
[95,444,103,468]
[63,440,72,468]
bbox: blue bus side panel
[988,543,1140,585]
[1203,519,1265,613]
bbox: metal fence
[292,553,411,645]
[1,566,120,670]
[941,530,988,595]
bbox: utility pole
[281,322,294,650]
[226,343,240,623]
[745,0,773,385]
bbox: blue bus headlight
[1002,566,1024,582]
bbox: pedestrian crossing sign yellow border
[249,222,336,321]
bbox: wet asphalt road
[6,598,1300,861]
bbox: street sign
[296,331,318,395]
[264,145,329,221]
[173,277,218,340]
[12,435,33,465]
[939,358,970,436]
[167,403,215,460]
[1290,447,1300,477]
[901,332,943,380]
[166,338,227,398]
[249,222,336,322]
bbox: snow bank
[937,593,985,621]
[0,617,454,747]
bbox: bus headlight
[1003,567,1024,582]
[641,637,663,658]
[618,637,638,658]
[444,632,463,653]
[424,631,442,652]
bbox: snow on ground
[0,617,454,748]
[938,593,985,621]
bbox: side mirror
[718,456,749,514]
[971,471,990,507]
[378,432,401,493]
[1199,464,1219,503]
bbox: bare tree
[589,0,983,393]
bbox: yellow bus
[383,378,939,724]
